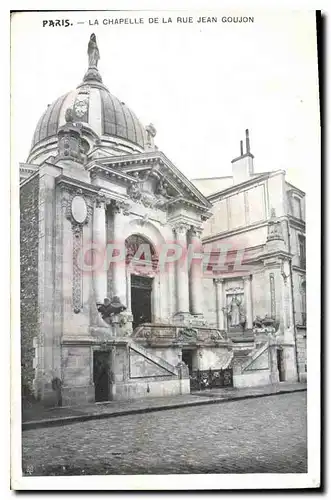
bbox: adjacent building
[193,130,306,384]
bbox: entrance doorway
[182,349,194,375]
[93,351,111,402]
[277,349,285,382]
[131,275,153,330]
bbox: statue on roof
[88,33,100,68]
[146,123,157,148]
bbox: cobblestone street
[22,392,307,475]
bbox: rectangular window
[292,196,302,219]
[298,235,306,269]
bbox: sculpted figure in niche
[128,173,143,201]
[157,180,169,198]
[88,33,100,68]
[228,295,242,327]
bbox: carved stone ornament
[72,226,83,314]
[64,191,92,229]
[71,195,88,224]
[96,296,127,325]
[111,199,131,216]
[57,111,86,163]
[177,327,198,342]
[127,171,171,211]
[267,208,284,242]
[190,225,203,238]
[225,286,243,294]
[210,330,226,341]
[214,278,225,285]
[253,315,280,335]
[62,190,93,314]
[146,123,157,146]
[173,223,190,236]
[73,93,89,118]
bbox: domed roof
[30,86,146,149]
[28,35,147,162]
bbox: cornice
[86,151,212,209]
[167,196,212,214]
[56,175,101,196]
[292,265,307,273]
[287,215,306,231]
[207,169,285,203]
[88,163,136,184]
[260,249,293,263]
[286,182,306,197]
[202,219,268,243]
[20,170,40,188]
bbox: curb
[22,387,306,431]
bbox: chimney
[245,129,250,154]
[231,129,254,185]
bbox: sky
[11,10,320,191]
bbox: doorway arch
[125,234,159,329]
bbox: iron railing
[190,368,233,391]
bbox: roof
[30,83,147,153]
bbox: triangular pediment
[89,151,212,213]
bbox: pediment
[89,151,212,214]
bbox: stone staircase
[127,340,180,377]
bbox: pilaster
[188,226,204,316]
[173,222,190,318]
[242,275,253,329]
[214,278,225,330]
[92,196,107,304]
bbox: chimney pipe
[240,140,244,156]
[245,129,250,154]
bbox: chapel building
[20,36,306,407]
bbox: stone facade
[20,175,39,397]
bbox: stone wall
[196,347,233,371]
[202,279,217,327]
[296,329,307,382]
[20,175,39,397]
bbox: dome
[27,37,148,163]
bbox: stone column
[93,197,107,304]
[174,223,190,314]
[112,203,128,307]
[214,278,225,330]
[188,227,204,315]
[125,266,132,314]
[243,275,253,329]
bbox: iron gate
[190,368,233,391]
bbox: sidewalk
[22,382,306,431]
